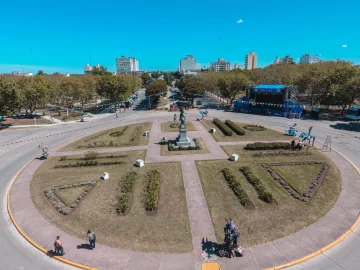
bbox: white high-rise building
[179,55,201,72]
[210,58,231,72]
[116,56,139,74]
[300,53,320,64]
[245,52,257,70]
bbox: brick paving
[9,119,360,270]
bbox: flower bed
[44,181,97,215]
[168,138,201,151]
[109,126,128,137]
[145,170,160,211]
[243,125,266,131]
[225,120,246,135]
[116,171,137,214]
[213,118,233,136]
[55,160,123,168]
[240,166,276,204]
[221,168,252,207]
[244,142,291,150]
[130,126,142,141]
[83,132,108,143]
[262,162,328,202]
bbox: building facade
[210,58,231,72]
[116,56,139,74]
[277,55,294,64]
[12,71,33,76]
[84,64,93,74]
[300,53,320,64]
[179,55,201,72]
[232,63,242,70]
[245,52,257,70]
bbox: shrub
[240,166,276,204]
[243,125,266,131]
[109,126,128,137]
[221,168,252,206]
[116,171,137,214]
[84,151,99,160]
[170,122,179,128]
[244,142,291,150]
[225,120,246,135]
[213,118,233,136]
[130,126,142,141]
[59,156,67,161]
[145,170,160,211]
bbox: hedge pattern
[221,168,252,206]
[244,142,291,150]
[145,170,160,211]
[116,171,137,214]
[55,160,123,168]
[225,120,246,135]
[243,125,266,131]
[131,126,142,141]
[240,166,276,204]
[109,126,128,137]
[60,154,127,161]
[213,118,233,136]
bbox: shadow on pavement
[330,122,360,132]
[77,243,93,250]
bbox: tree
[171,71,183,80]
[92,66,111,76]
[163,73,174,86]
[145,80,167,107]
[141,73,152,86]
[59,76,77,107]
[18,76,51,113]
[73,76,96,109]
[218,73,250,105]
[0,77,20,115]
[151,72,161,80]
[176,75,203,106]
[36,70,46,76]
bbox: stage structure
[234,84,302,118]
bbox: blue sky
[0,0,359,74]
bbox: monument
[169,107,195,149]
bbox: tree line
[0,67,141,115]
[175,61,360,106]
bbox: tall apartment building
[245,52,257,70]
[275,55,294,64]
[179,55,201,72]
[116,56,139,74]
[300,53,320,64]
[210,58,231,72]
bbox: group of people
[53,230,96,256]
[223,219,242,257]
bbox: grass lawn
[271,164,322,195]
[61,122,152,151]
[160,138,210,156]
[30,150,192,253]
[1,117,52,126]
[196,146,341,247]
[201,119,291,142]
[161,121,196,132]
[55,186,88,206]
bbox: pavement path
[1,109,360,270]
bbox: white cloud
[342,44,348,48]
[237,19,243,24]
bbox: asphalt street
[0,99,359,269]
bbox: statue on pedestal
[179,107,186,129]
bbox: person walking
[87,230,96,249]
[54,236,64,256]
[116,111,118,119]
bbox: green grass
[270,164,322,195]
[30,150,192,253]
[55,186,88,206]
[196,146,341,247]
[161,121,196,132]
[201,120,291,142]
[61,122,152,151]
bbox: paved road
[0,106,359,270]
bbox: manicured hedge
[213,118,233,136]
[225,120,246,135]
[221,168,252,206]
[145,170,160,211]
[243,125,266,131]
[55,160,123,168]
[244,142,291,150]
[240,166,276,204]
[109,126,128,137]
[116,171,137,214]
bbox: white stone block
[136,159,144,167]
[144,131,149,136]
[101,172,109,180]
[231,154,238,161]
[210,128,216,133]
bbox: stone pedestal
[176,126,193,147]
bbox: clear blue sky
[1,0,359,74]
